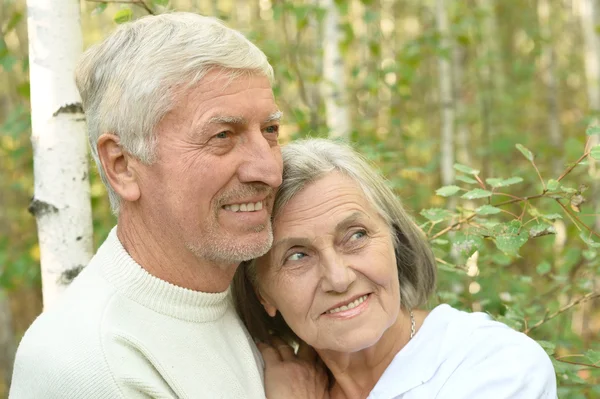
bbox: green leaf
[586,126,600,136]
[430,238,449,245]
[461,189,492,199]
[536,340,556,356]
[579,232,600,248]
[455,175,478,184]
[529,222,556,238]
[476,205,501,215]
[453,163,480,175]
[590,145,600,160]
[436,185,461,197]
[536,261,552,275]
[114,8,133,24]
[420,208,452,222]
[153,0,169,5]
[451,232,484,259]
[560,185,578,194]
[515,143,534,161]
[547,179,559,191]
[92,3,107,15]
[486,177,524,188]
[584,349,600,365]
[494,233,528,255]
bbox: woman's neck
[317,308,416,399]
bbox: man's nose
[238,131,283,189]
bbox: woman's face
[256,172,401,352]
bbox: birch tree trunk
[436,0,455,186]
[453,43,470,166]
[577,0,600,344]
[26,0,93,310]
[579,0,600,230]
[321,0,351,139]
[538,0,563,176]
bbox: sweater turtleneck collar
[98,226,231,323]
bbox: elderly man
[10,13,323,398]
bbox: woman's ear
[256,288,277,318]
[97,133,141,202]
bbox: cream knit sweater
[10,227,265,399]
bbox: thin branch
[556,151,590,182]
[87,0,155,15]
[532,161,546,191]
[493,191,524,201]
[524,291,600,334]
[429,214,477,240]
[553,358,600,369]
[556,199,600,239]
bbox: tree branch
[87,0,155,15]
[524,291,600,334]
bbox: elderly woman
[233,139,557,399]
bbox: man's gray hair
[75,12,274,214]
[233,138,437,344]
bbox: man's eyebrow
[208,115,247,125]
[264,111,283,123]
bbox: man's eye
[286,252,306,262]
[264,125,279,135]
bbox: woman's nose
[319,251,357,293]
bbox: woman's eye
[350,230,367,241]
[264,125,279,135]
[286,252,306,262]
[215,131,230,139]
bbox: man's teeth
[327,295,369,314]
[223,201,264,212]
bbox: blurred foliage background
[1,0,600,397]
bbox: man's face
[137,70,283,266]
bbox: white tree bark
[453,44,470,166]
[436,0,455,186]
[538,0,563,176]
[26,0,93,310]
[579,0,600,231]
[321,0,351,139]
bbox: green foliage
[1,0,599,396]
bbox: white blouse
[367,304,557,399]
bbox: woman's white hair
[233,138,437,344]
[75,12,274,214]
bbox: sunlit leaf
[436,185,461,197]
[580,232,600,248]
[586,126,600,136]
[420,208,452,222]
[590,145,600,160]
[453,163,480,175]
[455,175,478,184]
[476,205,501,215]
[547,179,559,191]
[585,349,600,365]
[515,143,534,161]
[486,177,523,188]
[495,233,528,255]
[461,189,492,199]
[114,8,133,24]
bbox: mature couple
[10,13,556,399]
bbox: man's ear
[96,134,141,202]
[256,288,277,318]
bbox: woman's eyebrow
[334,211,366,233]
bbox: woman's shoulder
[421,304,557,398]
